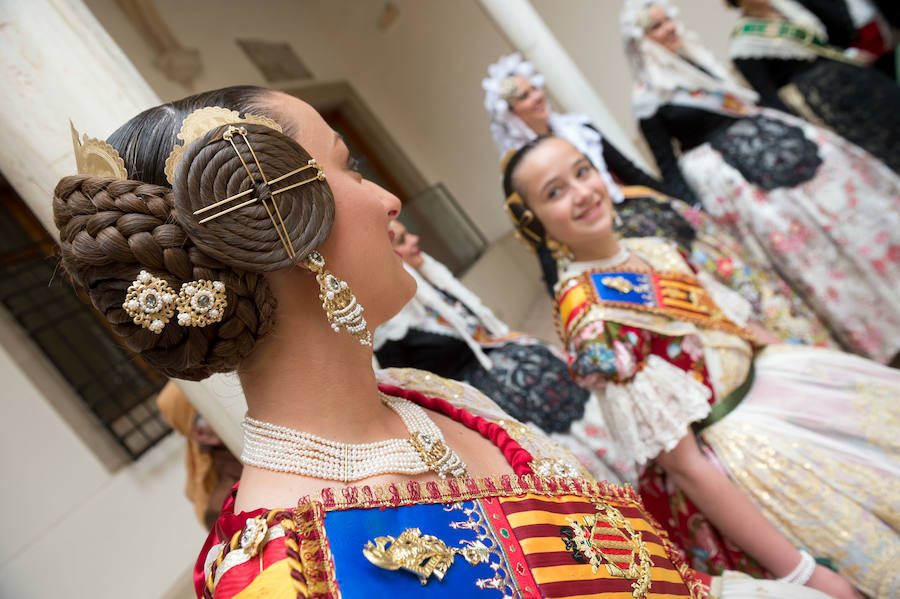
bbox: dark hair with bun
[53,86,334,380]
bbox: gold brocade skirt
[701,345,900,598]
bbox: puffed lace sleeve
[567,315,713,466]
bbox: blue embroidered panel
[589,272,656,306]
[326,501,502,597]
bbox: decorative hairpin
[123,271,177,333]
[503,192,543,246]
[69,107,282,181]
[192,124,326,260]
[176,280,227,328]
[123,270,226,334]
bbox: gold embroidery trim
[319,474,641,511]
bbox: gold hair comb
[163,106,282,184]
[504,192,542,246]
[70,121,128,179]
[69,106,282,183]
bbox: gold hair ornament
[545,237,573,262]
[304,251,371,346]
[70,121,128,180]
[123,270,227,334]
[499,76,520,104]
[176,280,227,328]
[123,271,177,333]
[192,125,325,261]
[503,192,542,250]
[163,106,282,184]
[504,192,571,261]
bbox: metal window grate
[0,184,169,459]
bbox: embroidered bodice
[554,238,756,465]
[194,369,713,598]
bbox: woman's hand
[806,565,864,599]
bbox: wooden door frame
[280,80,429,204]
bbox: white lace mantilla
[602,355,711,466]
[729,0,832,62]
[621,0,759,119]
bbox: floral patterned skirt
[681,109,900,363]
[701,345,900,598]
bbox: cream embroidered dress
[556,237,900,598]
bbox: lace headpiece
[620,0,758,118]
[482,53,546,158]
[482,53,624,203]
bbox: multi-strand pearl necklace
[241,391,468,483]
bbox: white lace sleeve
[600,355,711,466]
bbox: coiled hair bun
[173,123,334,272]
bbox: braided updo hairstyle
[53,86,334,380]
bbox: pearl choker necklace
[240,391,469,482]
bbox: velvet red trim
[378,383,535,476]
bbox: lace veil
[482,53,624,203]
[620,0,759,118]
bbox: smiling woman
[52,85,800,599]
[503,134,900,599]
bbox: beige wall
[0,329,205,598]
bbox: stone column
[0,0,243,453]
[476,0,651,170]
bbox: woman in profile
[502,133,898,598]
[52,85,827,598]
